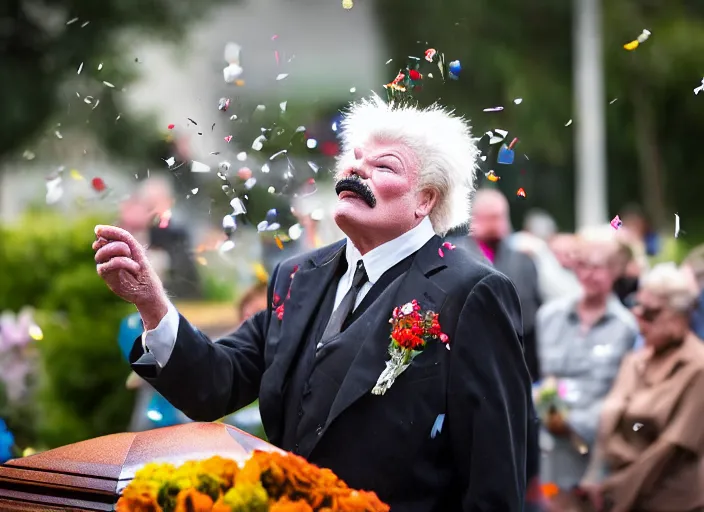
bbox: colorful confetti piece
[91,177,106,192]
[516,188,526,198]
[695,78,704,95]
[675,214,680,238]
[485,170,500,182]
[275,235,284,250]
[610,215,622,230]
[497,144,515,165]
[342,0,353,8]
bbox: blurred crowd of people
[455,190,704,512]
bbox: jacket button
[316,425,323,436]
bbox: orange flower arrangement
[116,451,389,512]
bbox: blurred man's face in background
[549,234,577,270]
[119,196,152,233]
[574,241,619,299]
[471,191,510,247]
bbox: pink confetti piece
[274,50,280,65]
[224,135,233,143]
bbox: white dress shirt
[142,216,436,367]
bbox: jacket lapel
[305,237,448,457]
[259,241,345,444]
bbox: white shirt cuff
[141,302,180,368]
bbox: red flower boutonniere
[372,299,449,395]
[272,265,299,321]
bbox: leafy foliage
[0,213,135,448]
[375,0,704,237]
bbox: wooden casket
[0,423,279,511]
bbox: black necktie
[319,260,368,346]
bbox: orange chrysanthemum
[198,456,239,489]
[173,488,214,512]
[270,498,314,512]
[116,480,163,512]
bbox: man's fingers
[95,242,132,264]
[96,257,141,277]
[95,225,147,264]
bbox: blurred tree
[0,0,229,170]
[375,0,704,238]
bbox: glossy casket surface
[0,422,278,511]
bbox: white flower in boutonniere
[372,300,449,396]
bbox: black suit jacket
[131,236,532,511]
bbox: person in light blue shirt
[118,313,189,430]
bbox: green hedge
[0,212,135,450]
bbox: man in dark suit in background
[451,189,542,382]
[94,96,533,511]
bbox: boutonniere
[272,265,299,321]
[372,300,449,395]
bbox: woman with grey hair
[580,263,704,512]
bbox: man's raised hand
[93,225,168,329]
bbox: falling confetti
[342,0,353,8]
[424,48,437,63]
[46,177,63,204]
[624,29,651,51]
[516,187,526,198]
[219,161,231,172]
[55,131,63,139]
[289,223,303,240]
[28,325,43,341]
[675,214,680,238]
[224,135,233,143]
[430,414,445,439]
[483,106,504,112]
[694,78,704,95]
[77,62,83,74]
[485,170,500,182]
[218,98,231,111]
[191,161,211,173]
[91,177,106,192]
[448,60,461,77]
[238,167,253,180]
[565,119,573,127]
[167,124,175,130]
[438,242,456,258]
[275,235,284,250]
[224,64,243,83]
[103,81,115,88]
[70,169,84,180]
[513,98,523,105]
[497,144,515,165]
[158,210,172,229]
[610,215,622,230]
[276,73,289,81]
[164,157,176,168]
[230,198,247,216]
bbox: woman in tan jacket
[580,263,704,512]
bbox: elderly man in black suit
[93,96,533,511]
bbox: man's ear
[416,188,438,218]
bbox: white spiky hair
[335,94,479,236]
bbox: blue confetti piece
[497,144,515,165]
[430,413,445,439]
[448,60,461,75]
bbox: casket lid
[0,422,278,511]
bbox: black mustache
[335,177,376,208]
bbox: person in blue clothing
[0,419,15,463]
[682,245,704,340]
[118,313,190,431]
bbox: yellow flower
[213,482,268,512]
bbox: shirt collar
[345,216,435,284]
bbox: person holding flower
[94,95,533,511]
[580,264,704,512]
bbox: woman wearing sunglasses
[580,263,704,512]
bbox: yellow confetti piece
[70,169,84,180]
[235,79,245,86]
[624,40,639,51]
[275,235,284,250]
[28,325,43,341]
[22,447,37,457]
[342,0,353,8]
[196,256,208,266]
[253,263,269,284]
